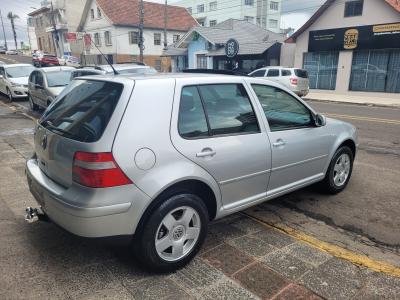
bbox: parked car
[80,63,157,75]
[249,67,310,97]
[58,55,80,67]
[0,64,36,101]
[5,50,18,55]
[26,74,357,271]
[70,68,104,80]
[0,46,6,54]
[28,66,75,110]
[32,53,60,67]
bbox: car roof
[40,66,75,73]
[98,64,151,72]
[4,64,34,68]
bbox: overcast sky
[1,0,325,48]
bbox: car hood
[9,77,29,85]
[47,86,67,96]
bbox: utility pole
[50,2,59,56]
[138,0,144,63]
[163,0,167,49]
[0,9,7,50]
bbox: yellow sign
[344,29,359,49]
[373,23,400,33]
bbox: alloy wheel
[155,206,201,262]
[333,153,351,187]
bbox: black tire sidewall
[29,94,37,111]
[6,88,13,102]
[325,146,354,194]
[136,193,209,272]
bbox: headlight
[10,83,23,88]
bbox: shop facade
[287,0,400,95]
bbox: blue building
[163,19,285,73]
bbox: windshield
[6,66,35,78]
[47,71,73,87]
[115,67,158,75]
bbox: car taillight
[290,78,298,85]
[72,152,132,188]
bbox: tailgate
[35,79,132,187]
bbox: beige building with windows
[286,0,400,97]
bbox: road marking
[324,113,400,125]
[242,212,400,278]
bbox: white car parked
[0,64,36,101]
[58,55,80,67]
[249,67,310,97]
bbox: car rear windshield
[40,80,124,143]
[294,69,308,78]
[44,54,57,58]
[47,71,73,87]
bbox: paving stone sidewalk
[0,103,399,299]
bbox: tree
[7,12,19,50]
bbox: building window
[173,34,180,43]
[269,19,278,28]
[94,32,101,46]
[104,31,112,46]
[90,9,94,20]
[197,4,204,13]
[129,31,139,44]
[209,20,217,27]
[198,20,205,26]
[270,1,279,10]
[245,0,254,6]
[344,0,363,17]
[187,7,192,14]
[303,52,339,90]
[244,16,254,23]
[97,7,102,18]
[350,49,400,93]
[155,60,161,71]
[196,54,208,69]
[154,33,161,45]
[209,1,217,11]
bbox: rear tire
[134,193,209,272]
[6,88,13,102]
[320,146,354,194]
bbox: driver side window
[252,84,313,131]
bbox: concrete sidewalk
[304,91,400,108]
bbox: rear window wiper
[41,120,76,138]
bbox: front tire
[134,194,209,272]
[320,146,354,194]
[28,94,39,111]
[6,88,13,102]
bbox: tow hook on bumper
[25,207,49,223]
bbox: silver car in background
[26,74,357,272]
[249,67,310,97]
[28,66,75,110]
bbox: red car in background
[32,52,60,67]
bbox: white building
[27,17,38,51]
[78,0,198,71]
[175,0,281,32]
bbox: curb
[303,98,400,109]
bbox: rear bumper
[25,158,151,238]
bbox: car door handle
[272,139,286,147]
[196,148,216,158]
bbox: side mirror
[35,84,44,89]
[315,113,326,127]
[0,75,3,79]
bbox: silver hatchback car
[26,74,357,271]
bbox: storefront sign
[225,39,239,58]
[308,22,400,52]
[65,32,77,42]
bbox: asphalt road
[0,53,33,65]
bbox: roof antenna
[85,31,119,75]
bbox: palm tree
[7,12,19,50]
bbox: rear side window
[178,84,259,138]
[40,80,123,142]
[266,69,279,77]
[281,69,292,76]
[294,69,308,78]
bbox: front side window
[252,84,313,131]
[178,86,209,138]
[154,33,161,45]
[344,0,363,17]
[266,69,279,77]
